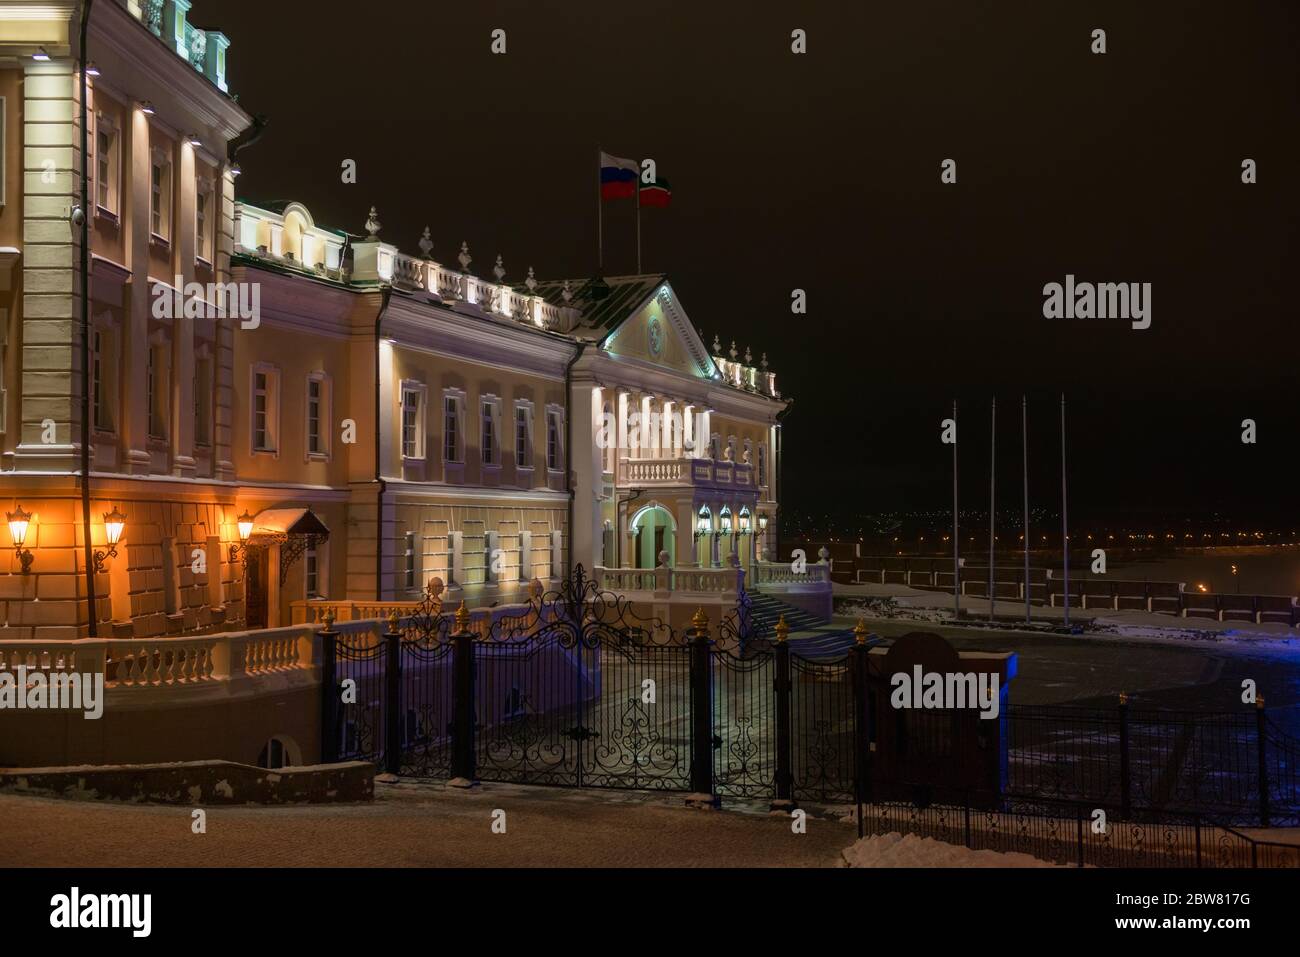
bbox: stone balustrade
[750,560,831,587]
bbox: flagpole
[597,147,603,272]
[988,396,996,623]
[636,177,642,274]
[1023,394,1031,625]
[1061,393,1070,629]
[952,399,959,620]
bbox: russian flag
[600,151,638,201]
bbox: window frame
[249,362,281,456]
[545,404,564,473]
[305,371,332,461]
[400,380,427,461]
[149,147,173,243]
[195,176,214,265]
[442,388,466,465]
[480,395,502,467]
[93,109,120,219]
[513,399,534,472]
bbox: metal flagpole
[1023,395,1031,624]
[597,147,603,271]
[1061,393,1070,629]
[636,176,642,273]
[952,399,960,620]
[989,397,996,623]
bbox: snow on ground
[834,582,1300,653]
[842,831,1064,868]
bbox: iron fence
[319,565,1300,840]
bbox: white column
[676,499,696,567]
[617,390,629,473]
[639,395,653,459]
[569,380,604,573]
[661,399,674,456]
[683,405,695,457]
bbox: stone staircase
[745,590,861,659]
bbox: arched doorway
[629,504,676,568]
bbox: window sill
[95,205,120,226]
[195,255,213,271]
[149,232,171,251]
[251,447,280,459]
[306,451,330,463]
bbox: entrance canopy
[247,507,330,585]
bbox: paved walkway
[3,782,854,868]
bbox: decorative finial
[712,334,722,354]
[418,226,433,258]
[853,617,869,645]
[458,241,472,273]
[454,600,470,633]
[775,615,789,643]
[761,352,769,371]
[364,206,381,239]
[321,607,336,629]
[729,340,738,360]
[691,607,709,633]
[525,266,537,293]
[744,345,752,364]
[561,279,573,303]
[1119,692,1129,706]
[528,578,544,600]
[387,610,401,632]
[493,253,506,282]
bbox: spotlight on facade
[139,100,155,115]
[93,507,127,572]
[7,505,34,574]
[86,61,100,76]
[33,47,50,61]
[188,133,202,147]
[230,162,242,177]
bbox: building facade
[0,0,787,641]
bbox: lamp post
[92,507,127,573]
[7,506,34,574]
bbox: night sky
[200,0,1298,525]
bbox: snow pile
[842,831,1063,868]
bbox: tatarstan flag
[639,177,671,208]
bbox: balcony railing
[616,456,756,490]
[749,560,831,588]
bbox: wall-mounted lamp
[93,507,127,573]
[758,513,769,532]
[694,512,711,542]
[720,514,732,535]
[737,511,751,535]
[7,506,34,574]
[228,510,255,564]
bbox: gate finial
[455,600,471,633]
[387,610,401,633]
[322,607,336,629]
[853,617,869,645]
[691,607,709,633]
[774,615,789,643]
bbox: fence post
[1118,692,1131,819]
[772,615,795,812]
[319,609,338,764]
[450,602,479,787]
[852,618,872,832]
[687,607,717,806]
[384,612,402,776]
[1256,694,1270,827]
[1075,803,1085,868]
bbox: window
[195,181,211,262]
[758,444,767,486]
[404,532,417,589]
[94,112,119,214]
[306,374,330,458]
[515,405,532,468]
[481,399,498,466]
[251,364,280,453]
[401,384,425,459]
[194,355,212,446]
[709,434,720,460]
[546,409,562,471]
[91,330,104,430]
[147,345,169,439]
[443,393,461,463]
[149,151,172,240]
[305,543,323,599]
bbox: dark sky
[205,0,1298,524]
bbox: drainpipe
[373,285,392,599]
[78,0,97,637]
[563,343,586,577]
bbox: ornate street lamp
[7,505,34,574]
[229,510,255,564]
[694,510,711,542]
[737,509,752,535]
[93,507,127,572]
